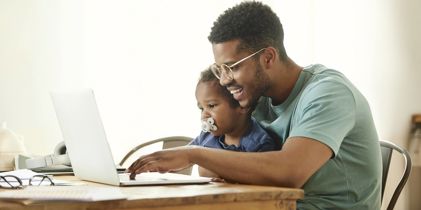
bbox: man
[129,2,382,209]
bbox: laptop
[50,88,211,186]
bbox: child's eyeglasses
[0,174,55,189]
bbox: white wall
[0,0,62,154]
[292,1,421,209]
[1,0,420,209]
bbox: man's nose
[219,73,232,86]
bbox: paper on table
[0,185,127,203]
[0,169,75,186]
[0,169,39,180]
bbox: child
[190,68,280,178]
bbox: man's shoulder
[303,64,341,74]
[300,65,357,101]
[303,64,348,86]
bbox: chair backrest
[380,140,412,210]
[119,136,193,175]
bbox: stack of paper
[0,169,40,180]
[0,169,72,186]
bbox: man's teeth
[230,89,241,94]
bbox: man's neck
[267,57,302,106]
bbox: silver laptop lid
[51,89,120,186]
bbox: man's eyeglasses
[0,175,55,189]
[210,48,266,81]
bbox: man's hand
[127,146,196,180]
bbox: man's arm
[198,166,219,178]
[129,137,332,188]
[194,137,331,187]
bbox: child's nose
[201,110,211,119]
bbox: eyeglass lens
[0,175,23,189]
[210,64,232,80]
[29,175,55,186]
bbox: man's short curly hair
[208,1,287,60]
[198,68,240,108]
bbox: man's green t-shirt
[253,64,382,210]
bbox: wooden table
[0,176,304,210]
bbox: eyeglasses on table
[0,174,55,189]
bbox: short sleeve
[289,80,356,156]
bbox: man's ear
[262,47,277,66]
[239,106,251,114]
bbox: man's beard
[247,64,269,110]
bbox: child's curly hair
[198,68,240,108]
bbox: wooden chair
[119,136,193,175]
[380,140,412,210]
